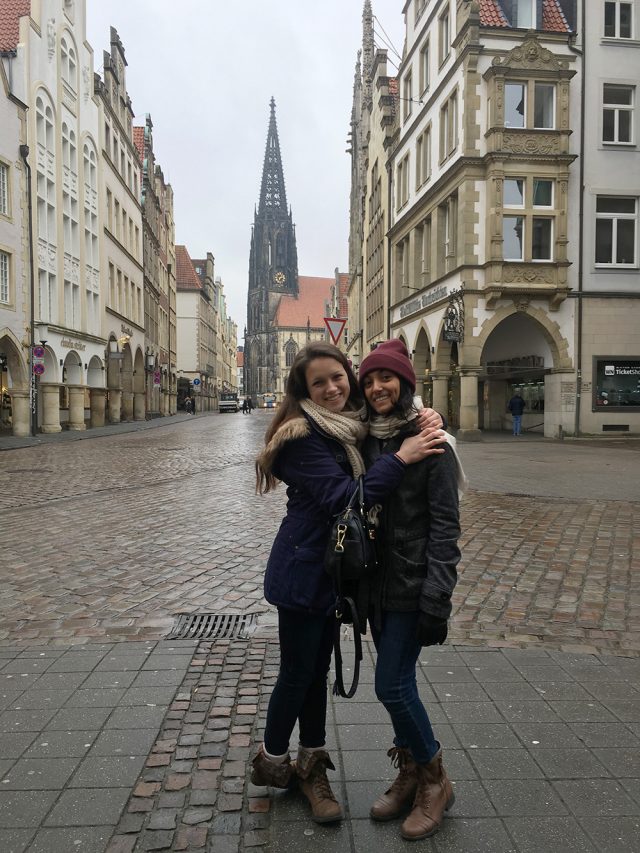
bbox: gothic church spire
[258,97,288,217]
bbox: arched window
[83,141,99,333]
[285,338,298,367]
[60,34,77,92]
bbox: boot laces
[310,766,338,803]
[387,747,415,797]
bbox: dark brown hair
[256,342,363,493]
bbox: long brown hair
[256,342,363,493]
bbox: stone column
[90,388,107,428]
[431,374,450,421]
[8,389,30,437]
[134,391,146,421]
[67,385,87,430]
[121,390,134,421]
[40,382,62,433]
[108,389,122,423]
[457,370,482,441]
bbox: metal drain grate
[167,612,257,640]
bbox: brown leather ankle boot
[400,748,455,840]
[250,744,294,788]
[370,746,418,821]
[296,747,344,824]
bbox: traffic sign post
[324,317,347,345]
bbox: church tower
[245,98,299,402]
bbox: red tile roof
[273,276,334,329]
[175,245,203,291]
[479,0,508,27]
[0,0,30,51]
[542,0,569,32]
[132,126,145,161]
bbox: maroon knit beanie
[358,339,416,392]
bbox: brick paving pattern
[0,414,637,851]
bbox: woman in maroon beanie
[358,338,462,841]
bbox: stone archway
[62,351,86,431]
[133,348,145,420]
[121,344,134,421]
[479,310,566,436]
[411,327,432,404]
[87,355,107,429]
[0,331,29,436]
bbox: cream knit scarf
[299,398,367,477]
[368,397,469,498]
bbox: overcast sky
[85,1,405,336]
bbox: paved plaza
[0,413,638,851]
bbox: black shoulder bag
[324,476,377,698]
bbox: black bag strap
[332,595,362,699]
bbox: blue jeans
[512,415,522,435]
[263,607,334,755]
[370,610,439,765]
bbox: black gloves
[417,612,448,647]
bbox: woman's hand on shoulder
[417,407,444,431]
[395,428,447,465]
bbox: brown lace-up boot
[400,748,455,840]
[250,744,295,789]
[296,747,343,823]
[370,746,418,821]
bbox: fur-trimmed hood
[256,416,311,477]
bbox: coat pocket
[389,542,428,600]
[290,547,333,610]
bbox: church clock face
[273,270,286,285]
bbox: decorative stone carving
[47,19,56,60]
[513,296,531,311]
[492,36,568,72]
[503,266,554,284]
[82,66,90,102]
[502,133,559,155]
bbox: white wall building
[7,0,104,433]
[576,0,640,434]
[0,50,29,436]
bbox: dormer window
[515,0,536,28]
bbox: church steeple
[244,99,299,402]
[258,97,288,217]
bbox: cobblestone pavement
[0,413,638,852]
[0,413,638,654]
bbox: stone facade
[96,28,145,426]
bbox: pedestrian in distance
[184,396,192,414]
[247,397,254,414]
[252,341,447,824]
[358,339,462,841]
[508,390,526,436]
[242,398,249,415]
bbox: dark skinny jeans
[370,609,439,765]
[263,606,335,756]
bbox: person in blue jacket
[508,391,526,435]
[252,341,446,824]
[359,339,462,841]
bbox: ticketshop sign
[593,357,640,411]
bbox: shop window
[594,358,640,409]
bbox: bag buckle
[335,523,347,553]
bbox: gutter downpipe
[19,144,37,437]
[570,0,586,438]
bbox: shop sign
[61,338,86,350]
[399,284,448,320]
[593,357,640,411]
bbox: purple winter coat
[263,415,406,614]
